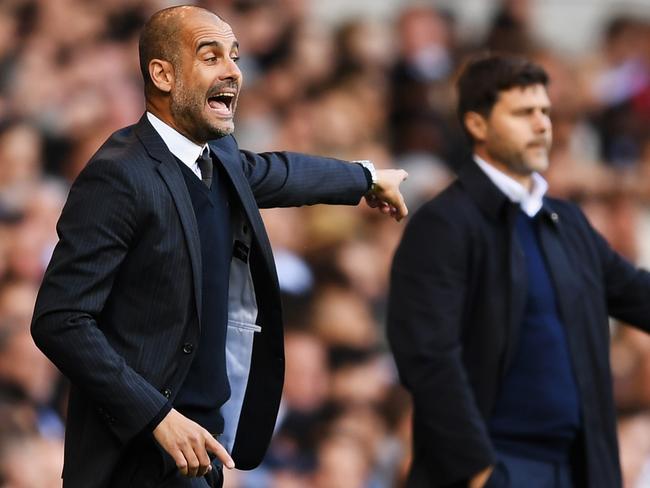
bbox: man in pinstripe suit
[31,6,408,488]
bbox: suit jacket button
[162,388,172,399]
[182,343,194,354]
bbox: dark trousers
[111,435,224,488]
[485,450,574,488]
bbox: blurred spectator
[312,431,371,488]
[0,433,64,488]
[484,0,535,54]
[586,16,650,167]
[262,207,313,295]
[282,330,329,413]
[328,346,392,406]
[0,279,38,319]
[389,5,460,162]
[0,315,63,439]
[309,285,378,348]
[0,120,42,190]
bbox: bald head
[138,6,222,92]
[139,5,242,143]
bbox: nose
[221,57,242,83]
[533,110,550,134]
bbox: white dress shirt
[146,112,208,180]
[474,155,548,217]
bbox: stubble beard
[170,79,233,143]
[487,140,550,177]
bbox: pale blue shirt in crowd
[146,111,208,180]
[474,154,548,218]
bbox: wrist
[355,160,377,194]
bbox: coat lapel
[209,136,279,289]
[134,116,203,326]
[459,162,528,377]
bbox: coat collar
[457,158,511,221]
[457,158,559,227]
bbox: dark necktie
[197,149,213,188]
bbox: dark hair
[456,53,549,140]
[138,7,182,90]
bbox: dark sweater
[173,155,232,435]
[488,210,581,461]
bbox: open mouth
[207,92,236,116]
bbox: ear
[464,111,488,143]
[149,59,175,93]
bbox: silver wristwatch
[355,160,377,192]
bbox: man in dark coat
[388,53,650,488]
[31,6,407,488]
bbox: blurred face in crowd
[467,83,552,187]
[0,436,64,488]
[152,9,242,143]
[0,123,42,188]
[313,434,369,488]
[283,332,329,411]
[0,325,58,403]
[0,280,38,319]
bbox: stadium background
[1,0,650,486]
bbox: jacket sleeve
[574,206,650,329]
[31,158,168,444]
[239,149,369,208]
[387,202,495,485]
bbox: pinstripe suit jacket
[31,115,368,487]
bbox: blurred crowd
[1,0,650,486]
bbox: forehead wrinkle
[190,25,238,53]
[196,40,240,55]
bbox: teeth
[214,93,234,98]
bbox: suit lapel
[134,116,203,326]
[209,137,279,288]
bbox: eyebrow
[196,40,240,54]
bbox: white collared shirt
[473,155,548,217]
[146,112,208,180]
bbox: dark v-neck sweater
[173,155,233,435]
[489,210,581,461]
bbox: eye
[231,56,240,63]
[205,56,217,62]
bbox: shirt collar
[473,154,548,217]
[146,112,208,173]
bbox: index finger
[205,435,235,469]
